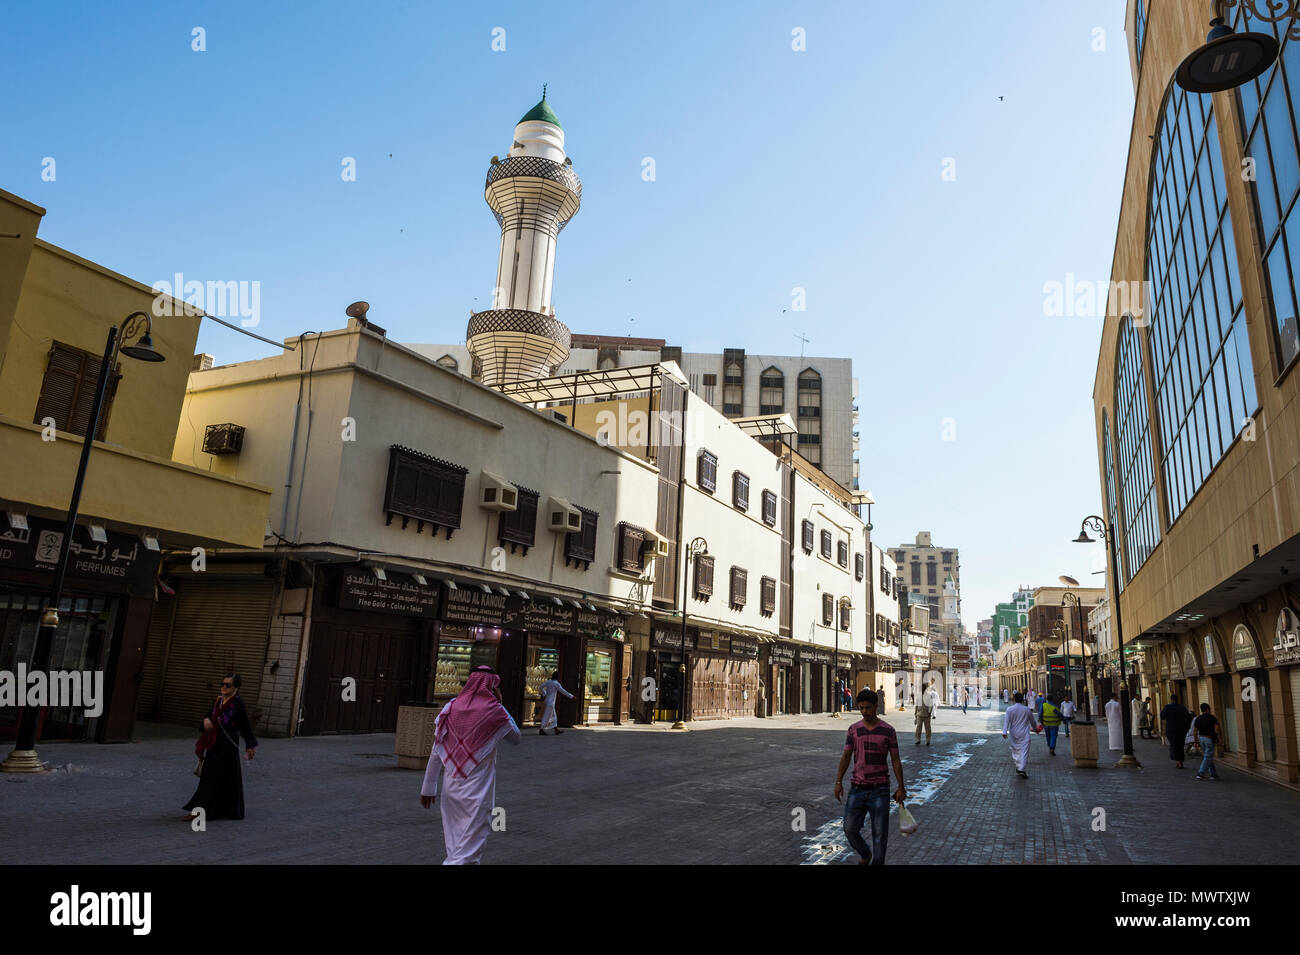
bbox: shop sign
[1168,645,1184,679]
[1203,632,1216,669]
[339,570,440,618]
[652,625,695,651]
[0,516,160,597]
[576,609,626,640]
[441,587,509,627]
[506,600,576,635]
[1232,623,1260,670]
[1274,608,1300,665]
[769,643,796,665]
[835,653,853,669]
[799,646,831,664]
[731,637,760,660]
[1181,644,1200,678]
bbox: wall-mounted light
[88,525,108,543]
[6,512,28,532]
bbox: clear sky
[4,0,1131,626]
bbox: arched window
[759,366,783,415]
[1102,410,1125,593]
[436,354,459,373]
[1115,317,1160,581]
[1233,6,1300,372]
[796,369,821,465]
[1146,84,1257,526]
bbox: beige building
[1091,1,1300,786]
[890,532,961,645]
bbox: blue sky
[3,0,1132,625]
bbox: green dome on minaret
[519,85,562,129]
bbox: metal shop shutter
[136,592,175,718]
[1291,669,1300,755]
[154,577,276,727]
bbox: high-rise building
[891,532,960,643]
[1092,1,1300,786]
[992,587,1034,651]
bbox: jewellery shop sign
[339,570,440,618]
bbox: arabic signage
[577,609,627,642]
[728,636,759,660]
[339,571,439,618]
[652,625,696,651]
[505,600,575,634]
[770,643,796,666]
[0,516,159,596]
[799,646,831,665]
[441,587,509,627]
[1232,623,1260,670]
[1275,608,1300,665]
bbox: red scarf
[195,695,234,757]
[436,670,509,778]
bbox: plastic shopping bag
[898,803,919,836]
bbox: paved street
[4,705,1298,864]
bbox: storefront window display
[433,624,502,698]
[585,649,612,702]
[524,643,561,723]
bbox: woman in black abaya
[183,673,257,820]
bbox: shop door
[1248,670,1277,762]
[1216,674,1241,752]
[301,618,421,734]
[619,643,633,723]
[656,660,682,721]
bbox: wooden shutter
[762,490,777,526]
[565,506,597,568]
[732,472,749,511]
[760,576,776,614]
[837,541,848,567]
[695,554,714,598]
[33,342,116,441]
[855,553,865,581]
[385,446,466,536]
[840,602,850,630]
[498,485,538,553]
[618,523,647,573]
[730,567,747,608]
[820,530,832,558]
[822,593,834,625]
[801,520,814,553]
[697,450,717,493]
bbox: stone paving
[2,703,1297,864]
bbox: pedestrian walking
[1034,690,1045,723]
[1025,687,1036,713]
[537,671,574,736]
[1130,694,1143,738]
[420,666,521,865]
[876,685,885,714]
[183,673,257,822]
[1105,692,1123,751]
[924,683,940,724]
[1160,694,1192,768]
[961,686,969,714]
[834,689,906,865]
[1193,702,1222,780]
[914,690,933,746]
[1040,695,1062,756]
[976,686,983,707]
[842,683,853,712]
[1060,695,1075,737]
[1001,691,1035,778]
[1139,697,1154,739]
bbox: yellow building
[0,187,271,743]
[1092,3,1300,786]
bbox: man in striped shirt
[834,688,907,865]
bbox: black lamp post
[1,312,165,773]
[672,536,707,730]
[1073,516,1140,767]
[1059,584,1091,722]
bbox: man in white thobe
[421,667,521,865]
[538,672,574,736]
[1002,692,1035,778]
[1105,693,1124,751]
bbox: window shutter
[855,553,865,581]
[760,576,776,614]
[840,602,850,630]
[761,489,777,526]
[801,520,814,553]
[837,541,848,567]
[618,523,647,572]
[697,450,717,493]
[730,566,747,608]
[384,446,467,537]
[820,530,832,558]
[34,343,116,441]
[565,506,598,568]
[732,471,749,511]
[498,486,539,552]
[822,593,834,625]
[695,554,715,598]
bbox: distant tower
[467,88,582,387]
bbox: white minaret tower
[467,88,582,387]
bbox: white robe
[1105,699,1123,750]
[1002,703,1034,771]
[422,708,521,865]
[538,679,574,733]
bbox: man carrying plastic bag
[834,688,908,865]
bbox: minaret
[467,88,582,387]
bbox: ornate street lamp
[672,536,708,730]
[1176,0,1293,93]
[1059,580,1091,722]
[2,312,166,773]
[1073,516,1140,768]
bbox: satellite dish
[1059,575,1080,587]
[346,301,370,320]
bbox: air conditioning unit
[480,471,518,512]
[547,497,582,533]
[651,534,671,559]
[203,423,245,455]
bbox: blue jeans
[1198,740,1218,777]
[1044,725,1059,750]
[843,783,891,864]
[1063,717,1072,737]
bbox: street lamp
[673,536,708,730]
[1059,582,1090,722]
[1176,0,1286,94]
[1073,516,1140,768]
[2,312,166,773]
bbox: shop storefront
[688,630,760,721]
[1276,609,1300,769]
[1232,623,1278,766]
[768,641,797,716]
[435,585,519,716]
[649,624,695,722]
[504,600,579,727]
[299,565,436,735]
[799,645,831,714]
[576,608,627,725]
[1,516,160,743]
